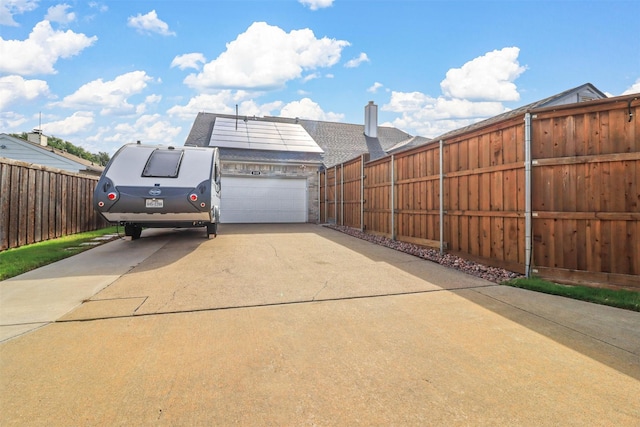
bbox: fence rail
[1,158,109,251]
[320,94,640,289]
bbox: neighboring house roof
[386,136,432,155]
[0,133,104,176]
[185,112,416,167]
[432,82,607,142]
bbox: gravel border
[324,224,524,284]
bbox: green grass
[504,277,640,312]
[0,226,120,281]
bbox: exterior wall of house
[221,161,321,222]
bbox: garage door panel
[221,177,307,223]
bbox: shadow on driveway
[63,223,640,381]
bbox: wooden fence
[320,94,640,289]
[0,158,109,251]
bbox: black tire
[124,224,135,237]
[131,226,142,240]
[206,222,217,238]
[124,224,142,240]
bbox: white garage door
[221,176,307,223]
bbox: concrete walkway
[0,230,170,342]
[1,224,639,425]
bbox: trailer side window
[142,149,184,178]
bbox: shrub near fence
[320,94,640,289]
[0,158,109,251]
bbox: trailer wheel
[132,226,142,240]
[206,223,217,238]
[125,224,142,240]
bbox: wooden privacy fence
[0,158,109,251]
[320,94,640,289]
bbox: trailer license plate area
[145,198,163,208]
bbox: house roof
[431,82,607,143]
[0,133,104,175]
[386,136,432,155]
[185,112,416,167]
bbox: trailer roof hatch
[142,148,184,178]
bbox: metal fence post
[360,155,365,231]
[341,163,344,226]
[390,155,395,240]
[439,140,444,255]
[525,113,533,278]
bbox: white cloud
[0,111,29,130]
[440,47,526,101]
[383,90,509,137]
[302,72,320,82]
[383,91,435,113]
[88,2,108,13]
[167,91,345,126]
[171,53,206,70]
[86,114,183,153]
[0,75,50,110]
[42,111,95,136]
[183,22,349,91]
[0,0,38,26]
[0,20,97,75]
[280,97,344,121]
[344,52,370,68]
[298,0,334,11]
[168,91,250,120]
[109,114,182,145]
[380,47,527,138]
[114,114,184,144]
[127,10,176,36]
[622,77,640,95]
[236,100,286,118]
[45,4,76,25]
[56,71,154,115]
[133,94,161,115]
[367,82,383,93]
[145,94,162,104]
[167,90,285,122]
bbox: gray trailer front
[94,143,221,239]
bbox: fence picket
[0,159,108,251]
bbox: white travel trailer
[94,143,221,239]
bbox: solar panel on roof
[209,117,324,153]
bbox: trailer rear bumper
[101,212,212,224]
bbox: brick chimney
[364,101,378,138]
[28,129,48,146]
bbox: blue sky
[1,0,639,155]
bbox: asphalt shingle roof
[185,112,416,167]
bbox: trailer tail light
[200,202,206,208]
[189,193,198,202]
[107,192,117,201]
[98,201,105,207]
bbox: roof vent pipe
[364,101,378,138]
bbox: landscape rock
[325,224,524,284]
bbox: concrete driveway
[1,224,639,426]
